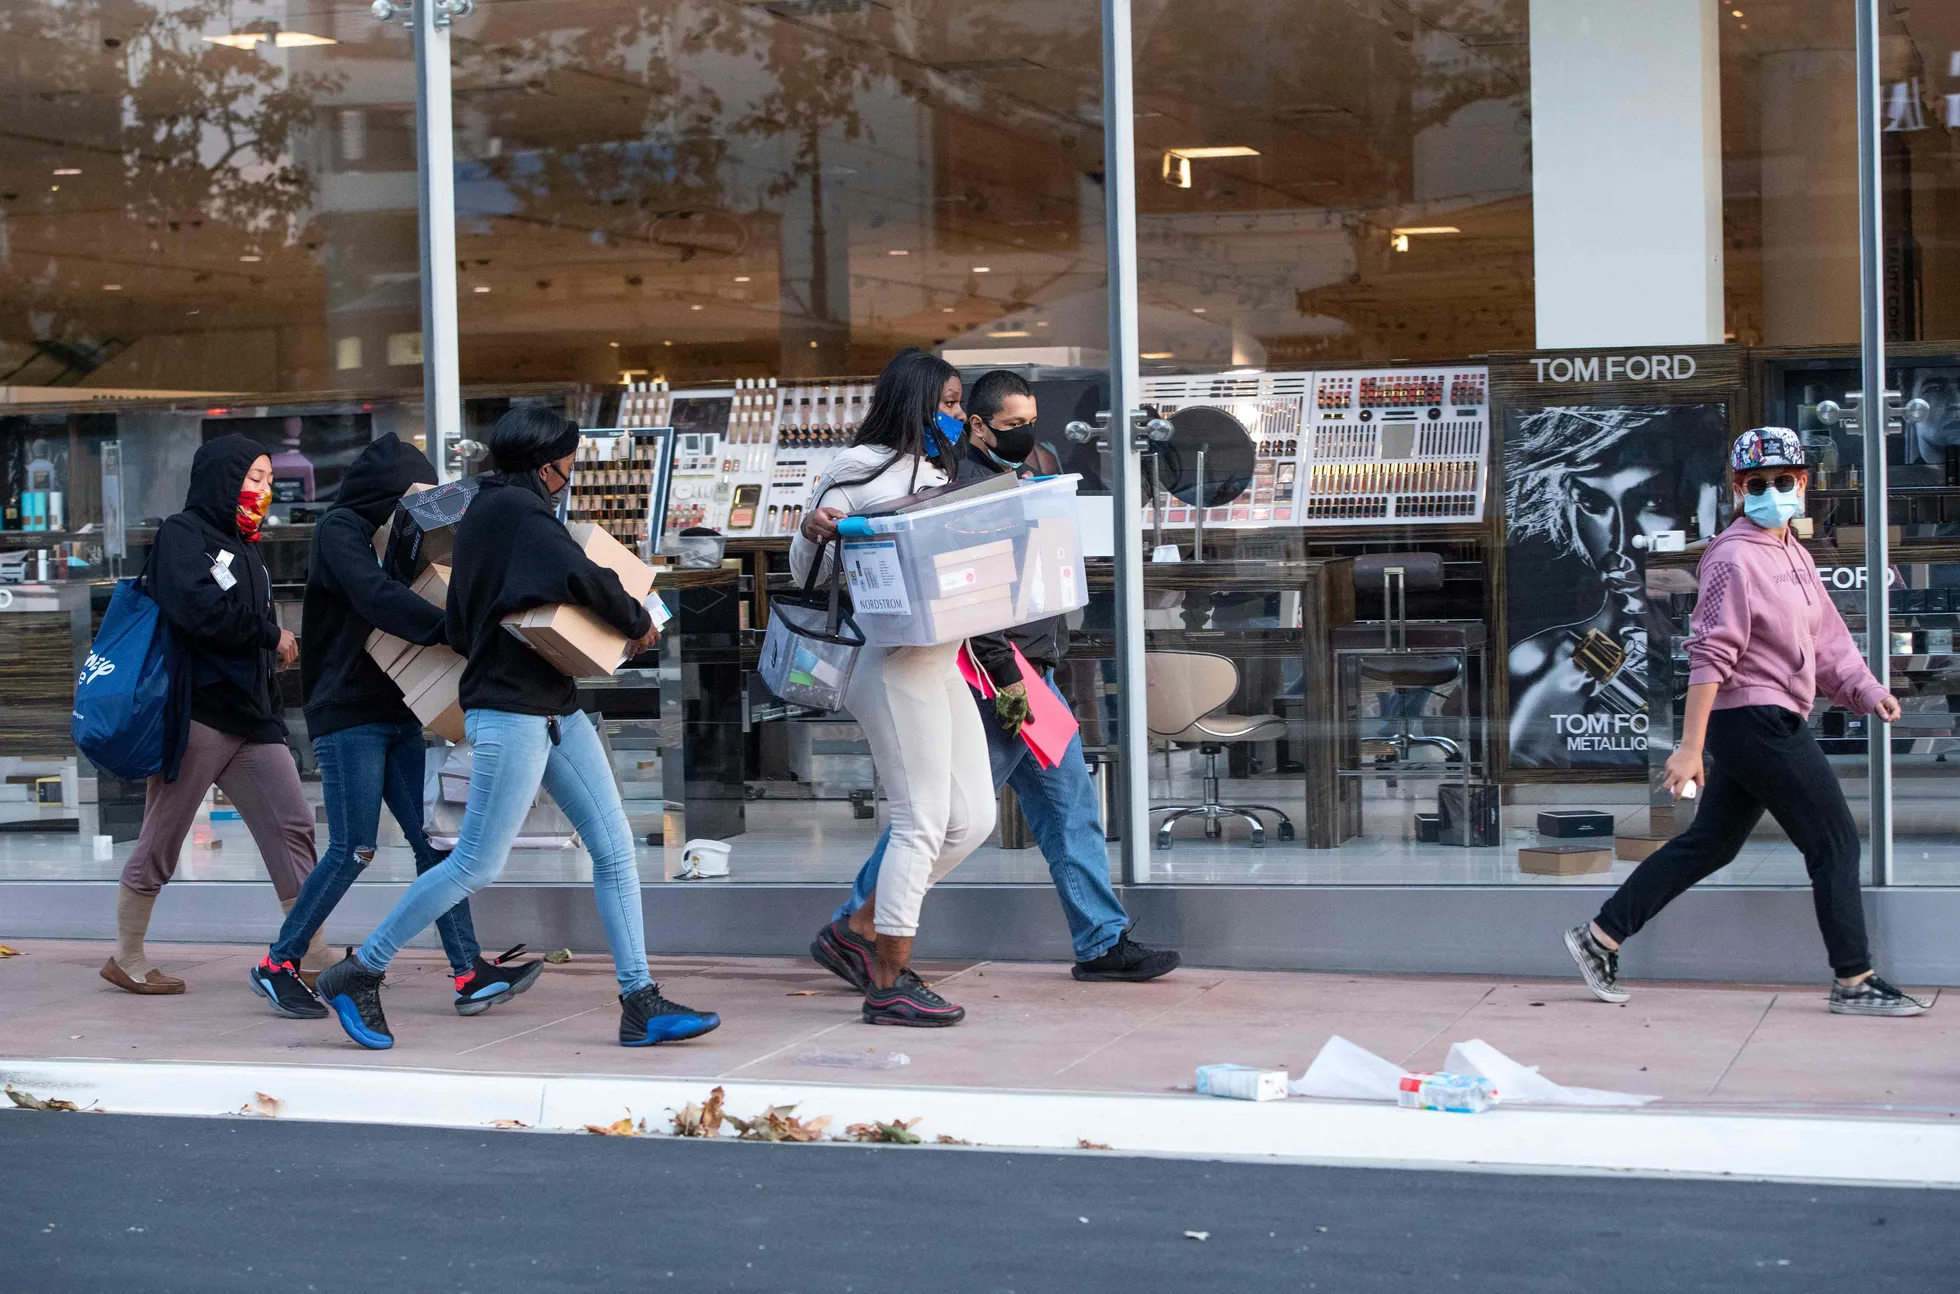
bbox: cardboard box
[1518,843,1613,875]
[373,481,432,560]
[1615,832,1674,862]
[1537,809,1615,839]
[400,648,466,743]
[389,643,457,700]
[410,562,450,608]
[923,586,1016,641]
[365,627,418,674]
[931,539,1016,598]
[1015,516,1081,621]
[500,524,658,677]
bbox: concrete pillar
[1529,0,1724,348]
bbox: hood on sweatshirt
[334,432,439,525]
[184,434,271,536]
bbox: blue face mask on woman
[1742,484,1803,529]
[930,410,963,452]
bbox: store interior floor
[7,766,1960,889]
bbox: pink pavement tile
[1710,989,1959,1113]
[1395,980,1782,1103]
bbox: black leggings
[1596,705,1870,978]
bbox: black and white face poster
[1504,405,1728,771]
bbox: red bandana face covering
[235,487,270,542]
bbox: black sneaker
[316,952,393,1050]
[863,969,965,1027]
[1072,931,1181,983]
[1829,974,1931,1017]
[248,955,328,1019]
[619,984,721,1046]
[810,918,876,992]
[452,954,544,1017]
[1564,924,1629,1004]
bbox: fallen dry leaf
[488,1118,530,1129]
[241,1092,282,1118]
[1184,1230,1210,1242]
[844,1118,923,1145]
[543,948,573,964]
[583,1116,640,1137]
[934,1134,973,1146]
[785,990,817,997]
[728,1104,831,1143]
[0,944,23,957]
[671,1087,726,1138]
[1077,1138,1112,1151]
[6,1085,80,1112]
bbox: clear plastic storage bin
[835,475,1087,647]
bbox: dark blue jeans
[835,672,1129,961]
[270,720,479,976]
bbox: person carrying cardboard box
[250,433,540,1022]
[804,370,1179,991]
[316,409,720,1051]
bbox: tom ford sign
[1530,353,1700,383]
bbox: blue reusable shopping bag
[71,575,183,782]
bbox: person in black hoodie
[105,434,318,995]
[246,434,541,1020]
[315,408,722,1051]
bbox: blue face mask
[930,411,963,452]
[1742,484,1803,529]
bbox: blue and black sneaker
[452,953,544,1017]
[316,951,394,1050]
[618,983,720,1046]
[248,955,328,1019]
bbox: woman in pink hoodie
[1564,427,1930,1017]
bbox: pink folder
[958,642,1080,770]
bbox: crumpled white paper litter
[1287,1034,1658,1107]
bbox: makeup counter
[7,341,1960,870]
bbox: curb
[3,1057,1958,1187]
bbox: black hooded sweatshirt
[150,434,285,743]
[300,434,447,738]
[448,471,652,717]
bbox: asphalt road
[3,1113,1954,1293]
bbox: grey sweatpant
[119,720,317,900]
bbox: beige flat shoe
[100,957,185,995]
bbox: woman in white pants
[793,348,995,1026]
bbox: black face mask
[980,418,1036,467]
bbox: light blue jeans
[357,708,652,994]
[834,672,1129,961]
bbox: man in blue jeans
[806,371,1179,984]
[247,434,539,1019]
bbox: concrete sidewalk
[0,939,1952,1120]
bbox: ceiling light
[888,249,909,256]
[663,340,673,347]
[1192,307,1207,314]
[1168,146,1260,160]
[972,266,991,273]
[1036,321,1049,327]
[941,307,955,313]
[473,285,491,293]
[1141,352,1174,360]
[1392,226,1461,235]
[103,284,122,291]
[734,275,751,282]
[49,185,59,192]
[690,303,703,310]
[204,30,336,49]
[988,330,1030,338]
[53,168,80,176]
[609,341,620,348]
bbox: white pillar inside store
[1528,0,1724,348]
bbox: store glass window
[1113,0,1949,888]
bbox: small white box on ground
[1195,1064,1289,1102]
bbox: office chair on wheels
[1145,650,1294,849]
